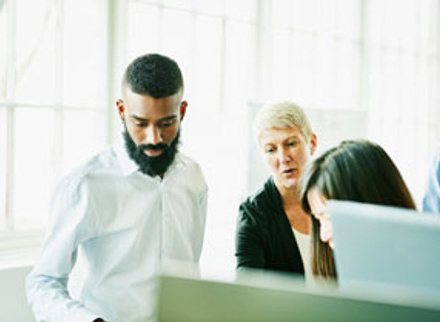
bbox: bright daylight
[1,1,440,321]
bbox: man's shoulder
[57,147,117,190]
[176,152,204,176]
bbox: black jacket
[235,178,305,275]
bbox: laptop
[329,200,440,294]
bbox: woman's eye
[265,148,275,153]
[288,141,298,147]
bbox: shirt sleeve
[235,203,265,270]
[423,149,440,214]
[26,176,101,322]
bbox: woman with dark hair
[298,139,416,279]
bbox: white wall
[0,265,35,322]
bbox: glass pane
[419,0,438,54]
[368,47,385,113]
[190,16,223,112]
[292,0,316,32]
[61,110,106,175]
[367,0,386,45]
[164,0,193,10]
[128,3,160,60]
[336,0,361,40]
[335,42,360,110]
[397,0,417,50]
[291,33,314,106]
[225,0,256,22]
[15,0,57,104]
[161,8,193,75]
[315,0,336,36]
[315,37,336,108]
[270,29,291,100]
[223,21,253,111]
[272,0,294,29]
[13,108,56,230]
[63,0,108,107]
[0,1,7,102]
[0,109,6,230]
[194,0,224,15]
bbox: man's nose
[145,125,163,145]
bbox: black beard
[122,127,180,177]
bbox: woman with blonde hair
[299,139,416,279]
[235,101,317,279]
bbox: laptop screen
[329,200,440,293]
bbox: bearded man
[26,54,208,322]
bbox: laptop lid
[329,200,440,293]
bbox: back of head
[300,139,415,211]
[253,101,313,142]
[122,53,184,98]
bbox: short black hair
[123,53,184,98]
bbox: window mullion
[53,0,64,181]
[5,0,17,232]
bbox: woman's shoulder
[240,178,280,218]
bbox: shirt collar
[113,139,184,178]
[114,139,139,176]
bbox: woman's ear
[310,133,318,155]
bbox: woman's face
[259,126,316,191]
[307,188,335,249]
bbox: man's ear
[179,100,188,121]
[310,133,318,155]
[117,99,125,119]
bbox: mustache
[138,143,168,151]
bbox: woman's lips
[281,168,296,176]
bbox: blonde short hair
[253,101,313,142]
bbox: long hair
[299,139,416,279]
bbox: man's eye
[265,148,275,154]
[136,123,148,128]
[160,120,175,128]
[288,141,298,147]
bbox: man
[423,147,440,214]
[26,54,208,322]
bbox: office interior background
[0,0,439,273]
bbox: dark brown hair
[299,140,416,279]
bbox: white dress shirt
[26,141,208,322]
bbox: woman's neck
[276,181,310,234]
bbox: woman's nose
[278,147,291,164]
[320,219,334,245]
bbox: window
[126,0,440,273]
[2,0,439,272]
[0,0,109,238]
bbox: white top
[26,141,208,322]
[292,228,313,282]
